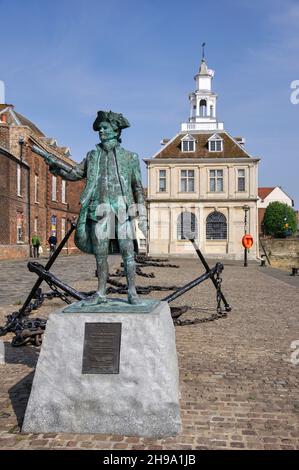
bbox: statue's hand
[138,218,148,239]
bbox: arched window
[177,211,198,240]
[199,99,207,117]
[51,215,57,236]
[206,211,227,240]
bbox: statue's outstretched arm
[32,145,87,181]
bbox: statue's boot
[81,256,108,305]
[81,292,107,306]
[124,256,142,305]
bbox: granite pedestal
[22,300,181,437]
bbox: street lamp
[242,205,250,267]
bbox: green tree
[263,202,297,238]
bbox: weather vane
[202,42,206,60]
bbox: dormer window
[181,134,196,152]
[208,133,223,152]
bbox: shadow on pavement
[8,371,35,428]
[4,342,39,368]
[3,342,38,428]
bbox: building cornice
[144,157,260,165]
[147,197,259,203]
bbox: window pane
[210,178,215,192]
[52,176,57,201]
[17,212,23,242]
[181,179,187,192]
[210,141,216,151]
[35,175,39,202]
[238,169,245,176]
[51,215,57,236]
[61,218,66,239]
[182,141,188,152]
[238,177,245,191]
[206,212,227,240]
[188,179,194,192]
[187,170,194,178]
[217,178,223,192]
[159,179,166,192]
[216,141,222,151]
[61,180,66,203]
[17,164,21,196]
[181,170,187,177]
[159,170,167,192]
[210,170,215,177]
[188,141,195,152]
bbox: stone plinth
[22,301,181,437]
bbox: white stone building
[258,187,294,209]
[145,56,260,259]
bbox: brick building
[0,102,84,260]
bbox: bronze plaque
[82,323,121,374]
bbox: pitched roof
[153,131,251,159]
[258,187,275,200]
[0,104,44,136]
[15,111,44,137]
[0,103,75,164]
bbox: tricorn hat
[93,110,130,131]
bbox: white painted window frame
[209,169,224,192]
[181,134,196,153]
[17,164,21,196]
[52,175,57,201]
[61,179,66,203]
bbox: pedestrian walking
[31,232,41,258]
[48,233,57,256]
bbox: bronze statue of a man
[44,110,147,305]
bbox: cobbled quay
[0,254,298,450]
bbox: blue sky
[1,0,299,207]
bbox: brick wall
[0,124,9,150]
[0,244,29,260]
[0,110,87,259]
[0,138,83,259]
[0,148,30,251]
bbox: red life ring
[242,234,253,249]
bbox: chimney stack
[0,81,5,104]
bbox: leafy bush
[263,202,297,238]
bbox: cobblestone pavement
[0,254,119,306]
[0,256,299,450]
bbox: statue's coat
[53,144,145,255]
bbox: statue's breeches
[89,211,136,258]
